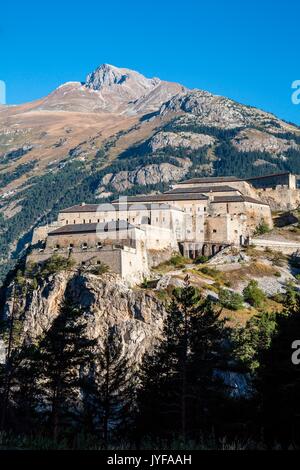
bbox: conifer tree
[82,326,136,448]
[30,295,97,441]
[257,290,300,448]
[137,279,227,442]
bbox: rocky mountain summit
[34,63,187,115]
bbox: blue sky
[1,0,300,124]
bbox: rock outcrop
[100,159,192,192]
[149,131,215,152]
[159,90,288,130]
[232,128,298,154]
[3,270,166,366]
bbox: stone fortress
[28,172,299,285]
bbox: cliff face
[2,270,166,366]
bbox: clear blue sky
[1,0,300,124]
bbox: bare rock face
[149,131,215,152]
[232,128,298,154]
[68,272,165,363]
[83,64,187,115]
[101,160,192,192]
[159,90,287,130]
[3,271,165,365]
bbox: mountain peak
[85,63,160,91]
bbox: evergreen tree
[256,292,300,448]
[28,296,96,441]
[137,279,228,442]
[0,280,25,431]
[232,312,278,372]
[82,327,136,448]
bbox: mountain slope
[0,63,300,282]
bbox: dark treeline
[0,276,300,449]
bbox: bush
[198,266,222,281]
[170,255,189,268]
[194,255,209,265]
[254,220,271,236]
[219,289,244,311]
[41,255,76,276]
[90,263,109,275]
[243,280,266,308]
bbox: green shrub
[243,280,266,308]
[41,255,76,276]
[198,266,222,281]
[90,263,109,275]
[219,289,244,311]
[169,255,189,268]
[194,255,209,265]
[254,220,271,236]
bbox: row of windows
[64,216,175,225]
[184,207,207,212]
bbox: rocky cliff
[2,270,165,366]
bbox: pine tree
[0,280,25,431]
[29,295,97,441]
[256,291,300,448]
[137,279,228,442]
[82,326,136,448]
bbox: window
[55,244,60,249]
[69,243,74,248]
[66,220,69,224]
[204,207,207,212]
[89,219,91,223]
[83,219,86,224]
[213,229,217,233]
[73,220,76,224]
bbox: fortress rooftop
[211,195,269,205]
[60,202,185,213]
[176,176,242,185]
[49,220,136,236]
[165,185,240,194]
[113,193,208,203]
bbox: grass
[154,255,192,273]
[221,262,278,288]
[197,265,225,282]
